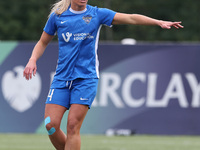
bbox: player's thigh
[67,104,89,130]
[45,104,67,127]
[45,88,70,123]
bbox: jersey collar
[69,7,87,14]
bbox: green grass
[0,134,200,150]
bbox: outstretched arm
[23,31,54,80]
[112,13,184,29]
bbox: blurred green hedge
[0,0,199,42]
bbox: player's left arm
[112,13,184,29]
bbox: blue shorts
[46,78,98,109]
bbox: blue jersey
[44,5,116,81]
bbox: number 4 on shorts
[48,89,54,101]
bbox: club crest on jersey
[82,15,92,24]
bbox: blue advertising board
[0,42,200,135]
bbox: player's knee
[67,118,80,136]
[45,116,57,135]
[45,122,53,131]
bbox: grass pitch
[0,134,200,150]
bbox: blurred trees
[0,0,199,42]
[0,0,54,40]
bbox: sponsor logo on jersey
[62,32,94,42]
[62,32,72,42]
[82,15,92,24]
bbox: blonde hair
[50,0,71,16]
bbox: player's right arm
[23,31,54,80]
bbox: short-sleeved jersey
[44,5,116,81]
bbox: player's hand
[159,21,184,29]
[23,58,37,80]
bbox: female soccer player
[23,0,183,149]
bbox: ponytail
[49,0,71,17]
